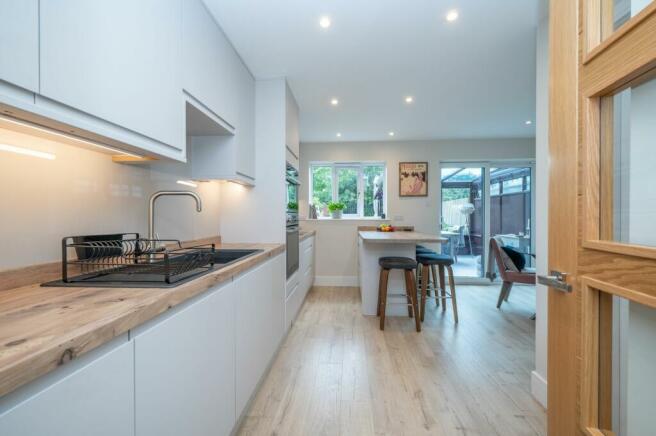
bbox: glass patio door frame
[440,160,536,284]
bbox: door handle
[538,270,572,293]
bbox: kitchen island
[358,231,446,316]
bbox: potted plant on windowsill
[328,202,345,219]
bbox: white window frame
[309,161,387,218]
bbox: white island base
[357,231,446,316]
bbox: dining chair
[487,237,536,308]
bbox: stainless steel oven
[286,164,299,278]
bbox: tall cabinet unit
[0,0,39,94]
[38,0,185,158]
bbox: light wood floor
[237,285,546,436]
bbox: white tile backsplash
[0,127,221,270]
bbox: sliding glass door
[441,162,535,280]
[489,167,533,267]
[440,167,485,278]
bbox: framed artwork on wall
[399,162,428,197]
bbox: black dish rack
[43,233,216,288]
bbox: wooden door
[547,0,656,435]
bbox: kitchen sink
[212,249,262,266]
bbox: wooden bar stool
[416,253,458,323]
[415,247,438,306]
[377,256,421,332]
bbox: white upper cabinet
[0,0,39,93]
[183,0,237,126]
[39,0,185,155]
[234,63,255,179]
[184,0,255,181]
[285,84,300,161]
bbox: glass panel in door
[596,293,656,436]
[603,0,654,36]
[440,167,485,278]
[600,74,656,247]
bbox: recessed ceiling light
[405,96,414,104]
[319,16,331,29]
[330,98,339,106]
[177,180,198,188]
[525,120,533,125]
[336,132,342,137]
[388,131,395,137]
[446,10,459,22]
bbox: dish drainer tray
[42,233,216,288]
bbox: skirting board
[314,276,359,287]
[531,370,547,408]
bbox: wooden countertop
[299,229,316,241]
[0,242,285,398]
[358,231,447,243]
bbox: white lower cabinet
[235,254,285,417]
[300,236,315,299]
[0,338,135,436]
[133,281,237,436]
[0,253,286,436]
[285,236,315,330]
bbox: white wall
[532,3,549,408]
[299,138,535,282]
[0,128,221,271]
[219,78,287,244]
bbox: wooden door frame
[548,0,656,435]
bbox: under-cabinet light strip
[0,114,143,158]
[0,143,56,160]
[176,180,198,188]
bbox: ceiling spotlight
[525,120,533,125]
[388,131,395,137]
[446,10,459,22]
[330,98,339,106]
[336,132,342,137]
[319,16,331,29]
[405,96,414,104]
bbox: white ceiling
[203,0,539,143]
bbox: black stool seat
[416,247,434,254]
[379,256,417,270]
[416,245,427,249]
[417,253,454,266]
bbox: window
[310,162,386,218]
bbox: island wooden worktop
[0,242,285,398]
[358,231,447,243]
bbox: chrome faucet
[148,191,202,241]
